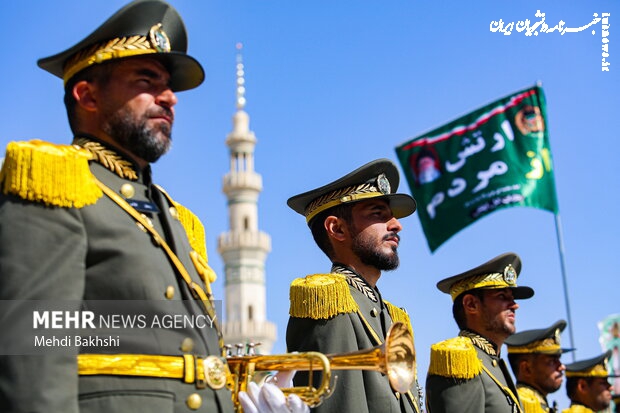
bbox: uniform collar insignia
[74,136,139,181]
[460,329,498,357]
[331,263,379,303]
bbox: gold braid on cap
[507,329,562,354]
[304,181,384,223]
[566,363,610,378]
[63,23,170,84]
[449,271,514,301]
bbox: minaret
[218,43,277,354]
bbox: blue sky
[2,0,618,408]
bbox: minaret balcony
[223,171,262,193]
[223,320,277,344]
[218,231,272,252]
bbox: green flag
[395,85,558,252]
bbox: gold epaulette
[177,204,216,285]
[561,406,594,413]
[154,185,216,286]
[384,300,414,338]
[0,140,102,207]
[428,336,483,380]
[517,387,546,413]
[289,273,359,320]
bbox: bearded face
[349,221,400,271]
[94,58,176,164]
[102,103,172,163]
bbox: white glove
[238,381,310,413]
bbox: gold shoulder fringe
[428,336,483,380]
[289,273,359,320]
[517,388,545,413]
[175,203,207,261]
[561,406,594,413]
[176,204,217,285]
[0,140,102,208]
[155,184,216,286]
[384,300,414,338]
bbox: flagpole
[554,212,576,362]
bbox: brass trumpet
[225,321,415,411]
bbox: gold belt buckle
[201,356,227,390]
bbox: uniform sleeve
[425,374,485,413]
[286,314,370,413]
[0,195,87,413]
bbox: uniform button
[120,183,135,198]
[165,285,175,300]
[181,337,194,352]
[370,308,378,317]
[492,359,498,367]
[186,393,202,410]
[169,206,179,220]
[141,214,154,227]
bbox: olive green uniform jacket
[0,137,234,413]
[286,265,421,413]
[425,331,523,413]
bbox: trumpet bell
[383,321,416,393]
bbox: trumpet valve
[235,343,245,356]
[247,341,262,356]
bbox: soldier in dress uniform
[425,252,535,413]
[285,159,422,413]
[563,350,616,413]
[0,1,307,412]
[505,320,574,413]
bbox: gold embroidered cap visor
[436,252,534,302]
[37,0,204,92]
[287,158,417,224]
[565,350,619,378]
[505,319,575,355]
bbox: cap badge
[377,173,391,195]
[149,23,171,53]
[554,328,561,345]
[503,264,516,285]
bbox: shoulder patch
[289,273,359,320]
[428,336,483,380]
[0,140,102,208]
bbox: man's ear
[576,378,589,394]
[324,216,348,242]
[462,293,481,315]
[72,80,98,112]
[519,358,533,377]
